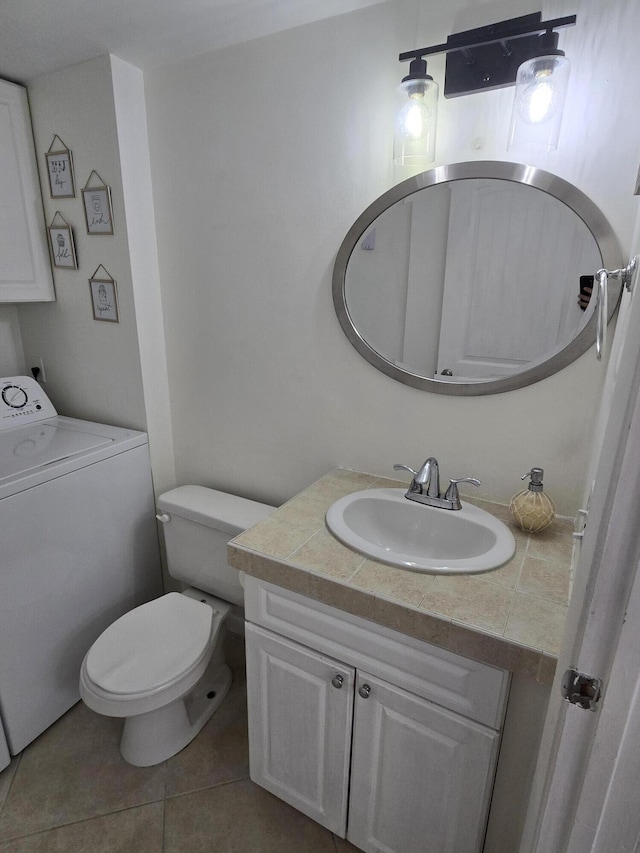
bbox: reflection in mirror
[333,163,622,396]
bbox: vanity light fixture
[395,11,576,163]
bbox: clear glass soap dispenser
[510,467,556,532]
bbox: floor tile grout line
[0,753,22,818]
[164,774,252,806]
[163,771,251,803]
[0,798,167,845]
[0,770,253,845]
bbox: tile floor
[0,635,358,852]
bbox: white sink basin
[325,488,515,574]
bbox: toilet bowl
[79,486,274,766]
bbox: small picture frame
[45,136,75,199]
[48,213,77,269]
[89,266,119,323]
[82,172,114,235]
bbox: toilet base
[120,659,233,767]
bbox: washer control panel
[0,376,57,430]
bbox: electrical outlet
[30,356,46,383]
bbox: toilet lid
[85,593,214,695]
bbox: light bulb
[393,73,439,167]
[508,54,570,151]
[520,75,556,124]
[397,95,435,140]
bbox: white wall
[143,0,640,515]
[18,56,148,431]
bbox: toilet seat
[80,591,232,721]
[85,593,214,696]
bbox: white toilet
[79,485,274,767]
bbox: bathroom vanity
[244,577,508,852]
[229,468,572,853]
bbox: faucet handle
[393,464,418,477]
[444,477,482,509]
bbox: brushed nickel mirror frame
[332,161,623,396]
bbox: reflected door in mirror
[436,180,599,380]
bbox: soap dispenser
[510,467,556,533]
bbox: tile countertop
[228,469,574,686]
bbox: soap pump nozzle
[521,467,545,492]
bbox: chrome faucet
[393,457,481,510]
[395,457,440,497]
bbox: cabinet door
[245,623,354,836]
[0,80,55,302]
[348,672,501,853]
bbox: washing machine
[0,376,163,770]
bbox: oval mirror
[333,162,623,395]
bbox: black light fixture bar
[399,12,577,98]
[399,13,576,62]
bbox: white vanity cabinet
[244,577,509,853]
[245,624,354,832]
[348,672,500,853]
[0,79,55,302]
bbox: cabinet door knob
[331,674,344,689]
[358,683,371,699]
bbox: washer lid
[85,593,214,695]
[0,422,113,481]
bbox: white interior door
[523,247,640,853]
[437,180,598,380]
[566,539,640,851]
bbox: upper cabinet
[0,79,55,302]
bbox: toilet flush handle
[156,512,171,523]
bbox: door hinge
[561,669,603,711]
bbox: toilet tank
[156,486,274,606]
